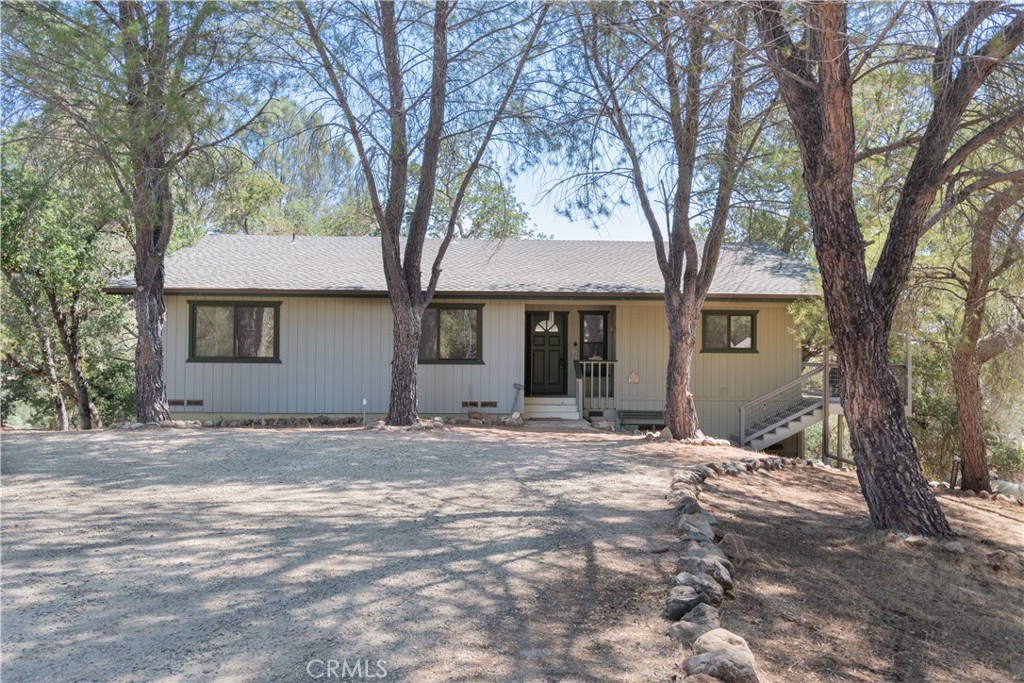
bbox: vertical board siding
[415,299,524,415]
[166,295,393,416]
[164,295,802,439]
[614,301,801,439]
[165,295,525,417]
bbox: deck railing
[575,360,616,416]
[739,363,825,447]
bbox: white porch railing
[575,360,617,417]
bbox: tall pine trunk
[123,1,173,424]
[664,293,700,438]
[386,303,423,425]
[952,347,988,491]
[133,266,171,423]
[808,160,953,537]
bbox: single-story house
[108,235,908,455]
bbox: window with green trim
[419,306,482,363]
[702,311,757,352]
[189,302,280,362]
[581,312,609,360]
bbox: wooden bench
[619,410,666,431]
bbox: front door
[527,312,567,395]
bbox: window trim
[187,300,282,363]
[579,311,610,361]
[417,304,484,365]
[700,310,758,354]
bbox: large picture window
[419,306,482,363]
[702,311,757,353]
[189,302,280,362]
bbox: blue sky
[513,173,653,241]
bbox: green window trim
[701,310,759,354]
[418,304,484,365]
[579,311,610,361]
[187,300,282,363]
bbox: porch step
[524,396,580,420]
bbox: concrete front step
[524,396,580,420]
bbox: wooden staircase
[738,358,912,451]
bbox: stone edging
[664,455,800,683]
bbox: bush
[988,438,1024,481]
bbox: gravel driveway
[2,427,692,682]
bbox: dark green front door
[528,312,567,395]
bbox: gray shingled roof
[107,235,815,298]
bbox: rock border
[664,455,801,683]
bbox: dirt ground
[2,427,1021,682]
[699,465,1024,683]
[2,427,699,683]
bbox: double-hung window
[189,302,280,362]
[418,305,483,363]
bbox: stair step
[525,397,577,406]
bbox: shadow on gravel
[1,429,684,682]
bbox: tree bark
[133,269,171,423]
[952,346,988,491]
[950,183,1024,491]
[386,304,423,425]
[575,5,747,439]
[664,292,700,438]
[298,2,545,426]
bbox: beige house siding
[164,295,803,442]
[165,295,525,417]
[614,300,801,440]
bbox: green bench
[619,410,666,430]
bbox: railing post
[577,374,583,418]
[739,406,746,449]
[822,345,830,464]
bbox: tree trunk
[755,2,954,537]
[133,269,171,424]
[69,365,94,430]
[664,293,700,438]
[806,174,952,536]
[386,302,422,426]
[836,331,952,534]
[88,402,103,429]
[952,346,989,491]
[44,334,69,431]
[44,290,97,430]
[122,1,173,425]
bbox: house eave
[105,286,816,302]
